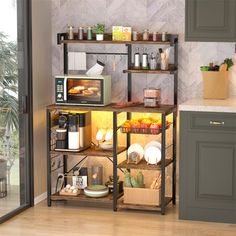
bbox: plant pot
[96,34,104,41]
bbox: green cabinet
[179,111,236,223]
[185,0,236,42]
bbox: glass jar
[162,31,167,41]
[152,32,157,41]
[132,31,138,41]
[142,29,149,41]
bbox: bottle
[68,26,74,40]
[134,48,140,68]
[149,52,157,70]
[87,26,92,40]
[142,48,148,69]
[68,114,80,150]
[78,27,84,40]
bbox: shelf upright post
[172,110,177,205]
[46,109,52,206]
[161,114,166,215]
[173,36,178,106]
[64,43,68,74]
[113,112,118,211]
[126,44,132,148]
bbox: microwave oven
[55,75,111,106]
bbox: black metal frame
[47,33,178,214]
[0,0,34,224]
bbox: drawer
[190,112,236,132]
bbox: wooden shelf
[118,158,173,170]
[123,65,177,74]
[50,146,127,157]
[47,103,177,115]
[57,33,178,46]
[117,197,172,211]
[51,191,123,204]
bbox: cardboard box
[112,26,123,41]
[202,71,229,99]
[124,187,161,206]
[122,27,132,41]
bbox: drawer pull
[210,121,225,126]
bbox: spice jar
[152,32,157,41]
[78,27,84,40]
[87,26,92,40]
[68,26,74,40]
[162,32,167,41]
[132,31,138,41]
[142,29,149,41]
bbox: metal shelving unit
[46,33,178,214]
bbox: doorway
[0,0,33,223]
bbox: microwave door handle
[64,77,67,101]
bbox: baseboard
[34,192,47,205]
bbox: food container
[143,88,161,107]
[144,98,159,107]
[143,88,160,98]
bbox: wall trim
[34,192,47,205]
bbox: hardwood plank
[1,202,235,236]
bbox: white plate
[144,140,161,151]
[100,141,113,150]
[144,145,161,165]
[128,143,144,159]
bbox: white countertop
[179,97,236,113]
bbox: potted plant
[95,23,105,41]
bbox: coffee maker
[56,112,91,151]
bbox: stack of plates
[144,141,162,165]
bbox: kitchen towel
[68,52,87,70]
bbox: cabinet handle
[209,121,225,126]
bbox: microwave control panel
[55,78,65,103]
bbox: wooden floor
[0,185,20,217]
[0,201,235,236]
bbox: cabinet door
[180,112,236,223]
[185,0,236,42]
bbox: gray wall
[51,0,236,104]
[32,0,52,199]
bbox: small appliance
[55,74,111,106]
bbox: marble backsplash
[52,0,236,104]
